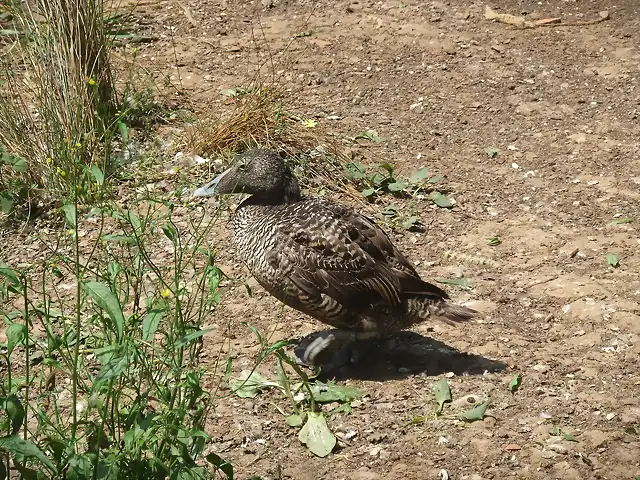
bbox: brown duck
[193,148,476,368]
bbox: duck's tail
[406,296,477,326]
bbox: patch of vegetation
[408,377,491,425]
[0,0,164,219]
[0,191,234,478]
[227,328,365,458]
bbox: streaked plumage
[193,148,475,364]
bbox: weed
[0,0,164,218]
[342,160,451,206]
[408,377,491,425]
[0,165,233,477]
[227,328,364,458]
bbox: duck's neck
[240,174,302,208]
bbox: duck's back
[232,197,456,332]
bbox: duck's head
[192,148,301,203]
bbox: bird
[192,148,476,370]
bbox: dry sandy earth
[7,0,640,478]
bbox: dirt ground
[133,0,640,479]
[6,0,640,478]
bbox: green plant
[408,377,491,425]
[227,329,364,458]
[0,181,234,477]
[0,0,146,216]
[343,161,452,207]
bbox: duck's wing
[275,200,448,317]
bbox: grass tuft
[181,87,366,202]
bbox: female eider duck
[193,148,476,368]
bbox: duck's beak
[191,168,232,198]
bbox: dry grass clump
[181,86,365,202]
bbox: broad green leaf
[298,411,336,457]
[356,130,385,143]
[343,161,367,180]
[3,395,25,434]
[487,236,501,246]
[409,167,430,183]
[0,435,55,471]
[307,382,364,403]
[428,174,444,184]
[387,181,408,192]
[378,163,395,175]
[174,328,214,348]
[66,453,96,480]
[0,192,14,214]
[205,452,234,479]
[605,253,620,268]
[361,187,376,198]
[83,282,124,341]
[93,345,129,387]
[142,308,165,341]
[118,121,129,144]
[162,223,178,242]
[434,277,471,289]
[401,215,420,230]
[9,157,27,172]
[125,209,142,232]
[486,147,499,158]
[100,233,134,244]
[460,399,491,422]
[327,402,352,416]
[563,432,577,442]
[431,192,453,208]
[229,370,281,398]
[0,264,21,289]
[609,217,633,225]
[0,264,22,294]
[89,165,104,185]
[220,88,238,97]
[61,204,77,228]
[6,322,27,356]
[432,377,452,413]
[369,172,387,187]
[265,339,293,357]
[286,414,304,427]
[409,416,427,424]
[509,374,522,393]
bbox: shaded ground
[6,0,640,478]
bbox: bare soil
[5,0,640,479]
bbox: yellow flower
[46,157,53,165]
[160,288,171,298]
[86,77,96,86]
[49,262,57,268]
[303,119,317,128]
[57,167,66,177]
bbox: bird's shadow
[292,329,507,382]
